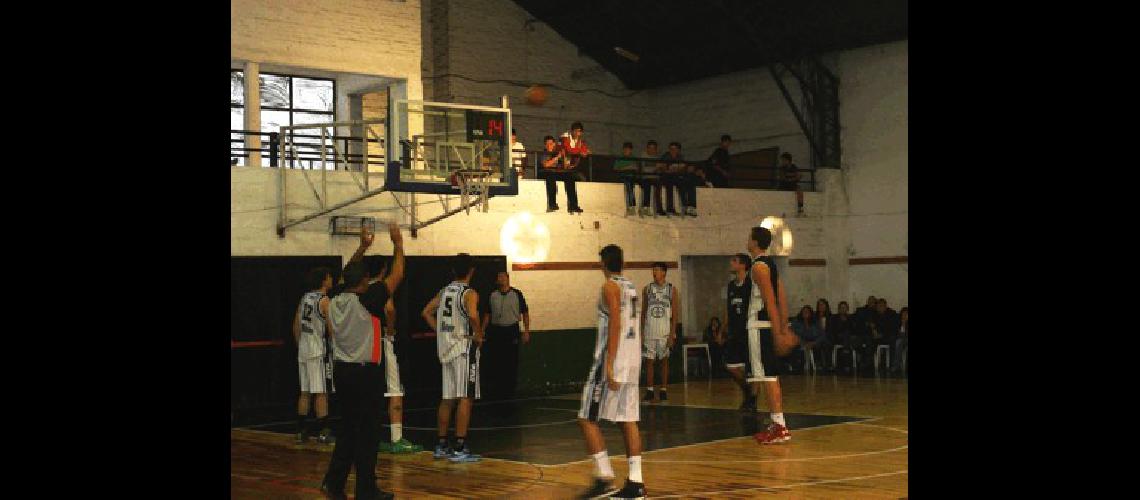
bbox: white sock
[592,450,614,479]
[645,387,654,391]
[628,456,643,483]
[391,423,403,443]
[771,412,786,427]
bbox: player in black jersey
[722,253,759,411]
[747,226,799,445]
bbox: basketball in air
[525,85,549,106]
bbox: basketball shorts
[382,337,405,397]
[578,357,639,423]
[298,357,328,394]
[441,342,481,400]
[642,337,670,360]
[723,327,782,382]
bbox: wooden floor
[231,375,908,498]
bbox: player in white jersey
[576,244,647,500]
[744,226,800,445]
[293,267,334,444]
[422,253,484,463]
[641,262,680,404]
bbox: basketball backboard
[384,96,518,196]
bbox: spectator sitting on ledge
[705,134,732,188]
[614,141,650,217]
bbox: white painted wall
[233,167,826,330]
[230,0,908,322]
[231,0,424,102]
[424,0,656,155]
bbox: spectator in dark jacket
[893,307,908,373]
[815,299,833,370]
[791,306,824,370]
[704,317,725,377]
[831,301,859,371]
[870,298,900,368]
[704,134,732,188]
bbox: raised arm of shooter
[383,223,405,295]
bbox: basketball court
[231,2,908,497]
[231,375,908,498]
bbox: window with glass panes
[230,70,336,167]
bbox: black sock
[314,416,328,434]
[296,414,307,434]
[456,437,467,451]
[438,436,449,448]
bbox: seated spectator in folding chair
[870,298,900,369]
[614,142,650,217]
[830,301,858,372]
[892,307,908,374]
[815,299,833,371]
[703,317,725,378]
[790,306,824,370]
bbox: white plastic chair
[803,346,818,373]
[683,343,711,382]
[874,344,891,373]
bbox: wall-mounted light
[500,212,551,263]
[760,216,794,256]
[614,47,640,62]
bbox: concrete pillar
[243,61,261,166]
[817,168,852,304]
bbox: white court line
[236,395,562,429]
[643,444,908,464]
[650,469,909,498]
[399,418,580,431]
[531,417,893,468]
[849,422,909,434]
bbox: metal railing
[229,129,385,170]
[517,151,816,192]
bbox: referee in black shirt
[321,224,405,500]
[480,271,530,400]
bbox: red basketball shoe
[753,423,792,444]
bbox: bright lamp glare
[500,212,550,263]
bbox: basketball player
[642,262,679,403]
[744,226,800,445]
[293,267,335,444]
[577,244,647,500]
[422,253,484,463]
[375,290,423,454]
[722,253,759,411]
[320,223,405,500]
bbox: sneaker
[316,429,336,445]
[319,482,347,500]
[658,390,668,402]
[643,389,655,402]
[447,447,482,463]
[547,205,559,212]
[688,207,698,217]
[569,206,584,213]
[626,206,636,216]
[666,210,680,217]
[433,444,451,459]
[377,441,392,453]
[640,206,651,217]
[577,477,619,499]
[655,210,667,217]
[611,480,647,499]
[754,423,792,444]
[389,438,423,454]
